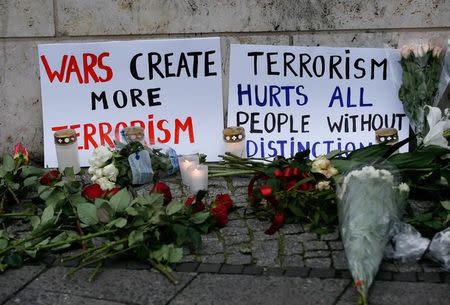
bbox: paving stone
[304,241,328,251]
[175,262,199,272]
[227,219,247,228]
[0,266,46,303]
[201,254,225,264]
[305,258,332,268]
[338,281,450,305]
[283,235,304,255]
[320,230,340,241]
[220,226,248,237]
[337,270,352,279]
[223,234,250,246]
[242,265,263,275]
[26,267,194,305]
[421,262,442,273]
[4,289,126,305]
[253,231,279,241]
[252,240,279,267]
[396,263,423,273]
[285,267,310,277]
[279,224,304,235]
[310,268,336,279]
[297,232,318,242]
[417,272,442,283]
[200,236,224,254]
[444,273,450,284]
[179,255,198,263]
[332,251,348,270]
[375,271,393,281]
[197,263,222,273]
[283,255,305,267]
[380,261,399,272]
[246,218,268,231]
[393,272,418,282]
[171,273,349,305]
[304,251,329,258]
[328,241,344,250]
[226,253,252,265]
[263,267,285,276]
[219,264,244,274]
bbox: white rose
[400,44,413,59]
[96,177,115,191]
[312,156,331,171]
[94,168,104,178]
[421,43,430,54]
[88,157,105,168]
[92,146,113,165]
[432,46,443,58]
[88,166,96,175]
[103,164,119,182]
[328,166,339,177]
[316,180,331,191]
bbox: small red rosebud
[82,184,104,201]
[283,167,292,178]
[259,185,273,197]
[103,187,121,199]
[301,172,309,178]
[300,182,314,191]
[211,204,229,227]
[193,202,206,213]
[185,195,196,207]
[215,193,233,210]
[152,182,172,205]
[273,211,285,226]
[273,168,283,177]
[286,180,298,190]
[39,170,61,186]
[292,167,300,177]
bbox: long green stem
[0,213,35,217]
[149,259,179,284]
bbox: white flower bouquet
[338,166,410,305]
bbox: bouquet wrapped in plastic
[338,166,409,305]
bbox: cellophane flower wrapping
[337,166,409,302]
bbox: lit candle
[223,127,246,158]
[54,129,80,174]
[187,164,208,193]
[178,154,199,186]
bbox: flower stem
[149,259,179,284]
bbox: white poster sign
[227,44,409,158]
[38,38,223,167]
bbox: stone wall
[1,0,450,160]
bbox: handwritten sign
[227,44,409,158]
[38,38,223,167]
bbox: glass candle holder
[375,128,399,145]
[178,154,200,186]
[54,129,80,174]
[223,126,246,158]
[187,164,208,193]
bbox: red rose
[260,185,273,197]
[215,194,233,210]
[287,179,298,190]
[40,170,61,185]
[283,167,292,178]
[82,184,104,201]
[104,187,121,199]
[292,167,300,177]
[153,182,172,205]
[300,182,314,191]
[265,211,286,235]
[185,195,205,212]
[273,168,283,177]
[211,204,228,227]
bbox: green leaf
[189,211,210,224]
[20,166,45,177]
[112,217,127,228]
[0,239,8,250]
[77,203,99,226]
[30,216,41,229]
[41,205,54,225]
[168,246,183,263]
[166,201,184,216]
[2,155,15,172]
[94,198,110,208]
[96,207,111,223]
[5,253,22,268]
[63,167,75,178]
[23,176,38,187]
[125,207,138,216]
[128,229,144,247]
[441,201,450,210]
[110,189,131,213]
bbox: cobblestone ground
[2,176,450,305]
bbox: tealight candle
[54,129,80,174]
[223,126,246,158]
[187,164,208,193]
[178,154,199,185]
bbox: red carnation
[211,204,229,227]
[260,185,273,197]
[215,194,233,210]
[82,184,104,201]
[153,182,172,205]
[104,187,121,199]
[265,211,286,235]
[273,168,283,177]
[39,170,61,186]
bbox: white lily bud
[400,45,412,59]
[432,46,443,58]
